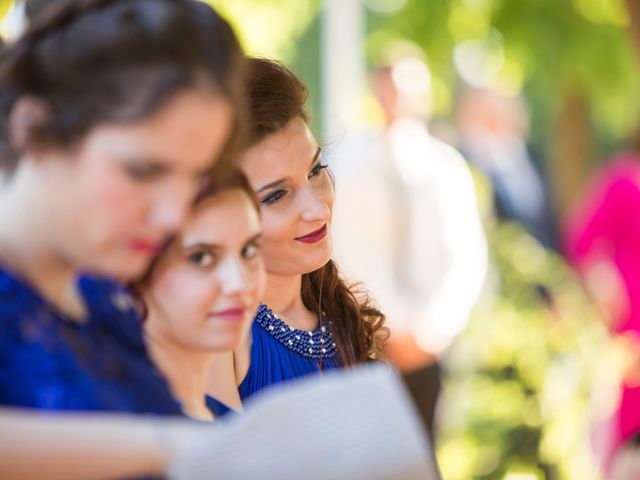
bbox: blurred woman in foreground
[0,0,242,477]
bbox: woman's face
[144,188,265,352]
[240,118,335,276]
[35,89,233,281]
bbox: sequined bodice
[238,304,342,400]
[254,304,338,359]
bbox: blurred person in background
[455,86,556,249]
[330,52,488,436]
[565,144,640,477]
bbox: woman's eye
[261,190,286,206]
[242,243,261,260]
[124,163,164,181]
[188,251,214,267]
[309,163,328,178]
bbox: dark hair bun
[0,0,243,170]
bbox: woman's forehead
[182,191,257,243]
[241,120,318,179]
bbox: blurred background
[4,0,640,478]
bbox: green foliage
[437,219,613,479]
[366,0,640,151]
[206,0,321,61]
[206,1,324,135]
[0,0,11,17]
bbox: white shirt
[330,118,488,354]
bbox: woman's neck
[0,170,84,320]
[262,272,317,331]
[145,325,213,421]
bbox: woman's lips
[210,307,246,323]
[129,239,162,255]
[295,224,327,244]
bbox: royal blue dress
[205,395,232,417]
[0,264,181,415]
[238,304,342,400]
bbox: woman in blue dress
[208,58,389,402]
[0,0,243,477]
[133,167,265,419]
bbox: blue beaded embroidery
[255,304,338,360]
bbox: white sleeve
[412,144,488,353]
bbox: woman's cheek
[93,168,149,224]
[155,268,199,306]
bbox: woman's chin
[302,243,333,273]
[200,330,244,352]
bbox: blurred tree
[0,0,325,133]
[206,0,323,135]
[207,0,321,61]
[437,216,615,479]
[366,0,640,216]
[0,0,10,15]
[1,0,637,214]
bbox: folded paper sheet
[169,364,439,479]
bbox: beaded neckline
[255,304,338,360]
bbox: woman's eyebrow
[181,242,219,252]
[256,178,286,194]
[256,147,322,193]
[309,146,322,166]
[247,232,262,242]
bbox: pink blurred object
[564,152,640,471]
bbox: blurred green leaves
[206,0,321,61]
[366,0,640,146]
[438,218,613,479]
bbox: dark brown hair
[131,164,258,319]
[195,162,258,210]
[244,57,388,364]
[0,0,244,172]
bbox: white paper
[169,364,439,479]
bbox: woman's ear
[8,96,51,152]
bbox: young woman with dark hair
[0,0,244,477]
[132,166,265,420]
[208,58,388,403]
[0,0,243,413]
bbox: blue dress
[238,304,342,400]
[0,264,180,415]
[205,395,232,417]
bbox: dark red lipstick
[295,224,328,244]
